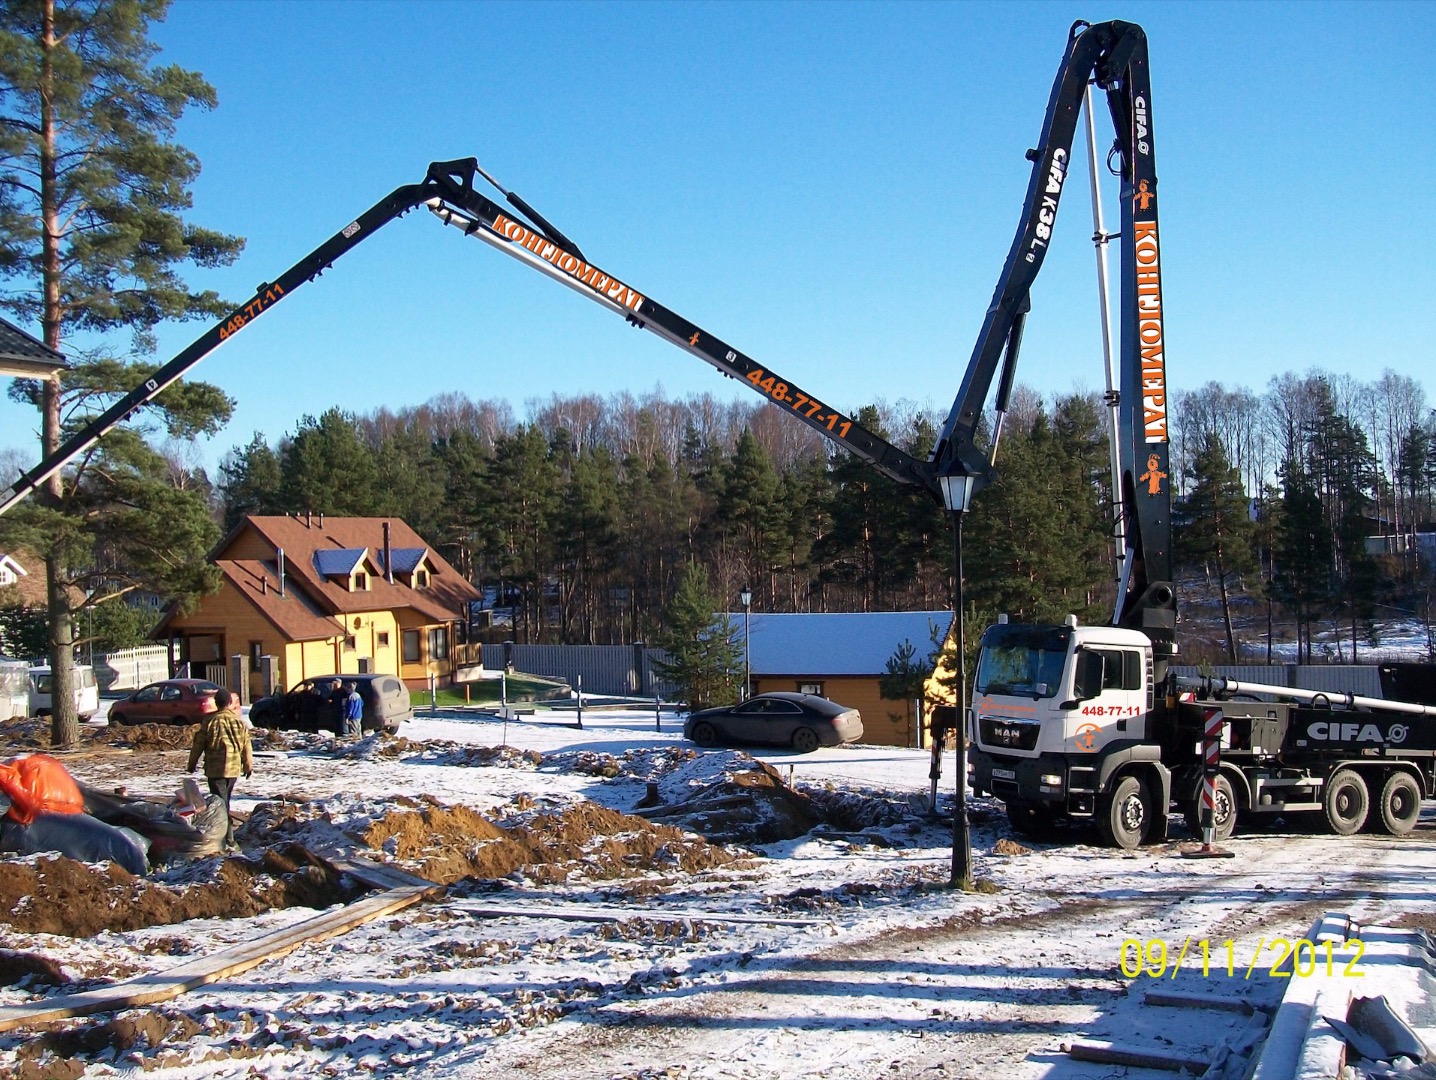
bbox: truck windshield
[974,625,1070,698]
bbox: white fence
[0,660,27,720]
[93,645,170,692]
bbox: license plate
[992,768,1016,780]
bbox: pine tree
[556,447,621,643]
[279,409,379,516]
[964,405,1105,625]
[1175,432,1258,661]
[652,561,741,710]
[217,433,283,531]
[477,426,560,642]
[717,428,782,605]
[1271,460,1331,662]
[0,0,244,745]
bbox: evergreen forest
[205,368,1436,664]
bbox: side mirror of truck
[1072,650,1104,701]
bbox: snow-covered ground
[2,705,1435,1079]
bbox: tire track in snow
[446,828,1435,1080]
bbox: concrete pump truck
[926,22,1436,849]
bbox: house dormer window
[353,572,369,591]
[413,569,429,589]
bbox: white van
[28,664,100,721]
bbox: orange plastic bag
[0,754,85,825]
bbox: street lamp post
[739,586,752,699]
[939,472,976,889]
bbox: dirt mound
[358,796,738,885]
[992,837,1032,856]
[101,722,196,751]
[0,844,362,938]
[0,715,197,753]
[638,761,820,845]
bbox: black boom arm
[2,162,937,516]
[928,20,1175,651]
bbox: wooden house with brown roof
[154,514,479,700]
[0,551,47,610]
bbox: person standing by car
[342,680,364,738]
[187,687,253,851]
[327,677,346,733]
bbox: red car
[107,679,223,726]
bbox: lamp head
[938,471,977,513]
[739,587,752,608]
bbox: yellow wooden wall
[165,584,421,695]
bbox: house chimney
[278,548,286,597]
[319,513,324,528]
[383,521,394,584]
[261,577,268,595]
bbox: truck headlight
[1039,773,1063,787]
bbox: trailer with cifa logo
[1162,675,1436,841]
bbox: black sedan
[684,692,863,753]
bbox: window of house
[353,572,369,591]
[377,631,390,648]
[249,641,262,673]
[798,682,823,696]
[344,635,357,651]
[402,630,421,663]
[414,569,429,588]
[428,627,449,661]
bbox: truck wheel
[1097,775,1151,850]
[1323,769,1369,836]
[1183,775,1237,842]
[1376,772,1421,836]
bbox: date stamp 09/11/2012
[1120,937,1366,980]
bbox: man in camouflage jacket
[188,687,253,850]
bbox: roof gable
[313,547,368,577]
[0,315,67,377]
[731,611,955,677]
[216,516,479,623]
[380,547,429,575]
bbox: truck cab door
[1069,647,1146,752]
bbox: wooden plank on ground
[0,881,438,1034]
[632,795,751,819]
[324,853,441,892]
[1067,1039,1212,1074]
[1144,989,1258,1014]
[450,900,821,927]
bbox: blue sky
[3,0,1433,473]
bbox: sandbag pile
[81,779,229,863]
